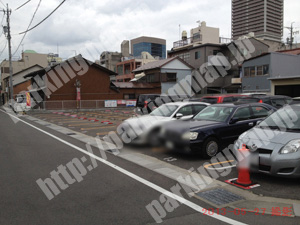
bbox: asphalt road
[0,109,298,225]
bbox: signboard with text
[105,100,117,107]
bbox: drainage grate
[66,133,76,136]
[195,188,244,206]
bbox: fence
[40,100,136,110]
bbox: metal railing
[40,100,135,110]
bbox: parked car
[160,103,276,158]
[234,105,300,178]
[290,97,300,105]
[123,102,210,145]
[136,94,160,114]
[135,94,186,114]
[240,93,267,97]
[236,95,292,109]
[200,94,243,104]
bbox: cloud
[1,0,300,62]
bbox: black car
[161,103,276,158]
[236,95,292,109]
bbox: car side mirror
[175,113,183,119]
[230,117,239,124]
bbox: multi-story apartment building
[0,50,49,103]
[232,0,284,42]
[115,52,157,82]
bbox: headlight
[182,132,198,140]
[280,139,300,154]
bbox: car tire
[201,137,219,159]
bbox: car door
[175,105,194,120]
[221,106,257,144]
[192,104,207,115]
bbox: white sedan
[121,102,210,145]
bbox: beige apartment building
[1,50,49,102]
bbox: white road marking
[0,109,247,225]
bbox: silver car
[121,102,210,145]
[234,104,300,178]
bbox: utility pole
[3,4,13,104]
[285,22,299,50]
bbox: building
[131,36,166,59]
[174,21,221,49]
[242,52,300,96]
[232,0,284,42]
[47,53,63,66]
[2,65,43,101]
[21,55,161,109]
[0,50,49,103]
[132,57,193,95]
[100,51,122,73]
[168,37,269,94]
[115,52,157,82]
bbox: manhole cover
[195,188,244,207]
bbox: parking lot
[29,109,300,201]
[31,109,136,137]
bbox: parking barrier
[225,144,259,189]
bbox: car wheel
[201,137,219,158]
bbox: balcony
[173,36,202,48]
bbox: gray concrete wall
[160,68,192,95]
[270,53,300,78]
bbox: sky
[0,0,299,62]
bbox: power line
[0,39,7,58]
[13,0,42,56]
[19,0,66,35]
[0,0,5,8]
[15,0,31,11]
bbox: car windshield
[150,104,179,117]
[259,106,300,131]
[194,106,234,122]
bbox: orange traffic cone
[233,144,253,186]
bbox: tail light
[259,99,263,103]
[144,101,148,108]
[217,97,222,103]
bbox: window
[177,106,193,116]
[147,74,155,83]
[193,105,207,114]
[244,67,250,77]
[251,106,270,118]
[195,51,201,59]
[117,66,123,75]
[166,73,176,82]
[233,107,251,121]
[1,67,10,73]
[263,65,269,75]
[250,67,256,76]
[257,66,263,76]
[124,94,135,100]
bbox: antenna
[196,20,201,26]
